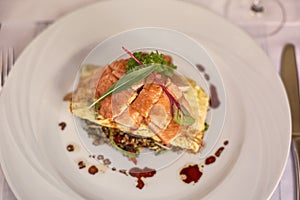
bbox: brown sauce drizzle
[196,64,221,109]
[89,154,111,166]
[179,164,202,184]
[103,159,111,165]
[205,156,216,165]
[78,161,86,169]
[215,147,225,157]
[204,73,210,81]
[88,165,99,175]
[58,122,66,130]
[209,84,221,109]
[119,169,128,176]
[180,140,229,184]
[196,64,205,72]
[66,144,74,152]
[129,167,156,189]
[97,155,104,160]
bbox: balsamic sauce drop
[78,161,86,169]
[209,84,221,109]
[58,122,66,130]
[88,165,99,175]
[205,156,216,165]
[66,144,74,152]
[215,147,225,157]
[180,140,229,184]
[195,64,221,109]
[179,164,202,184]
[129,167,156,189]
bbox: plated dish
[0,0,290,199]
[71,51,209,160]
[67,28,226,174]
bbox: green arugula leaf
[109,135,139,158]
[172,104,195,126]
[204,122,209,131]
[89,64,158,108]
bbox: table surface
[0,0,299,199]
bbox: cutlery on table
[0,20,53,93]
[0,20,53,199]
[280,43,300,200]
[0,47,14,93]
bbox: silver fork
[0,20,52,92]
[0,20,52,93]
[0,47,14,93]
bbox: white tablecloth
[0,0,299,199]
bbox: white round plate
[0,0,290,200]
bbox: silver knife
[280,43,300,200]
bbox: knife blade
[281,44,300,135]
[280,43,300,200]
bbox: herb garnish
[173,104,195,126]
[89,65,158,108]
[126,50,177,77]
[204,122,209,131]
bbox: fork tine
[0,50,2,88]
[0,47,14,90]
[8,47,14,73]
[2,48,8,85]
